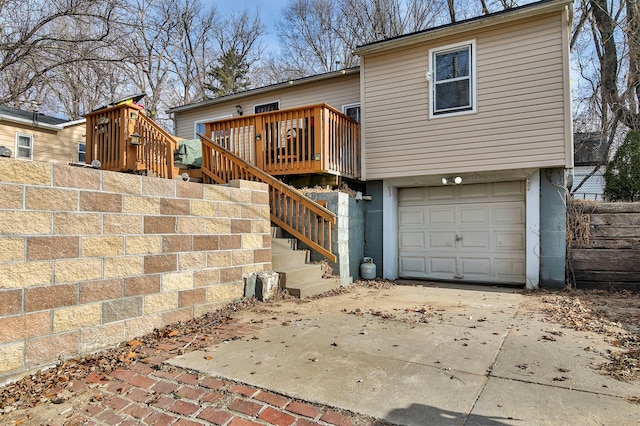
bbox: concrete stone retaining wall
[0,158,271,381]
[305,191,366,285]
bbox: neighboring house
[0,105,86,164]
[168,69,361,140]
[572,132,607,201]
[168,0,573,289]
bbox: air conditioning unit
[0,146,12,158]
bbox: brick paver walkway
[58,323,373,426]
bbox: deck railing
[204,103,360,179]
[85,104,177,179]
[201,134,337,262]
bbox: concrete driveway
[168,283,640,425]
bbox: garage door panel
[399,187,425,202]
[399,208,424,226]
[427,207,456,226]
[492,181,525,197]
[495,231,525,249]
[460,231,491,249]
[426,185,456,201]
[399,256,427,277]
[459,206,490,226]
[429,257,457,275]
[459,183,490,199]
[429,232,456,249]
[399,232,425,249]
[495,259,526,279]
[398,181,526,284]
[494,205,525,225]
[459,257,491,276]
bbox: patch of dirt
[525,289,640,381]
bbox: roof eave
[167,68,360,114]
[353,0,572,56]
[0,114,64,131]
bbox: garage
[398,181,526,284]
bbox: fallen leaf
[203,355,213,360]
[128,340,144,349]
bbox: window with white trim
[342,103,361,122]
[194,115,232,138]
[78,141,86,163]
[430,41,476,117]
[15,132,33,160]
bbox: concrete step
[272,238,298,252]
[276,263,324,288]
[272,250,309,269]
[286,277,340,298]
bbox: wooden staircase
[271,228,339,298]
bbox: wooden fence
[568,201,640,290]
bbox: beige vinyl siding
[0,121,84,164]
[362,12,571,180]
[174,73,360,139]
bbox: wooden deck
[203,104,360,180]
[85,104,178,179]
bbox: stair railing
[200,133,337,263]
[85,104,177,179]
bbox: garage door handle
[455,235,463,241]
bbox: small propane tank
[360,257,376,280]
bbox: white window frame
[78,141,86,163]
[253,100,280,114]
[15,132,33,160]
[429,40,477,119]
[342,103,361,122]
[194,114,233,138]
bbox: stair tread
[272,263,322,273]
[286,278,340,298]
[286,277,338,289]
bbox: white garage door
[398,181,526,284]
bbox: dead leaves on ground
[534,291,640,382]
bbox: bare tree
[164,0,219,106]
[0,0,123,109]
[590,0,640,130]
[205,9,264,97]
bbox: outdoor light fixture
[442,176,463,185]
[236,105,243,116]
[130,132,141,145]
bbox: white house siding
[362,12,571,180]
[173,73,360,139]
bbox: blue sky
[214,0,289,52]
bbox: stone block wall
[0,159,271,381]
[305,191,366,285]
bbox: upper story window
[15,132,33,160]
[342,103,361,122]
[254,101,279,114]
[430,41,476,117]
